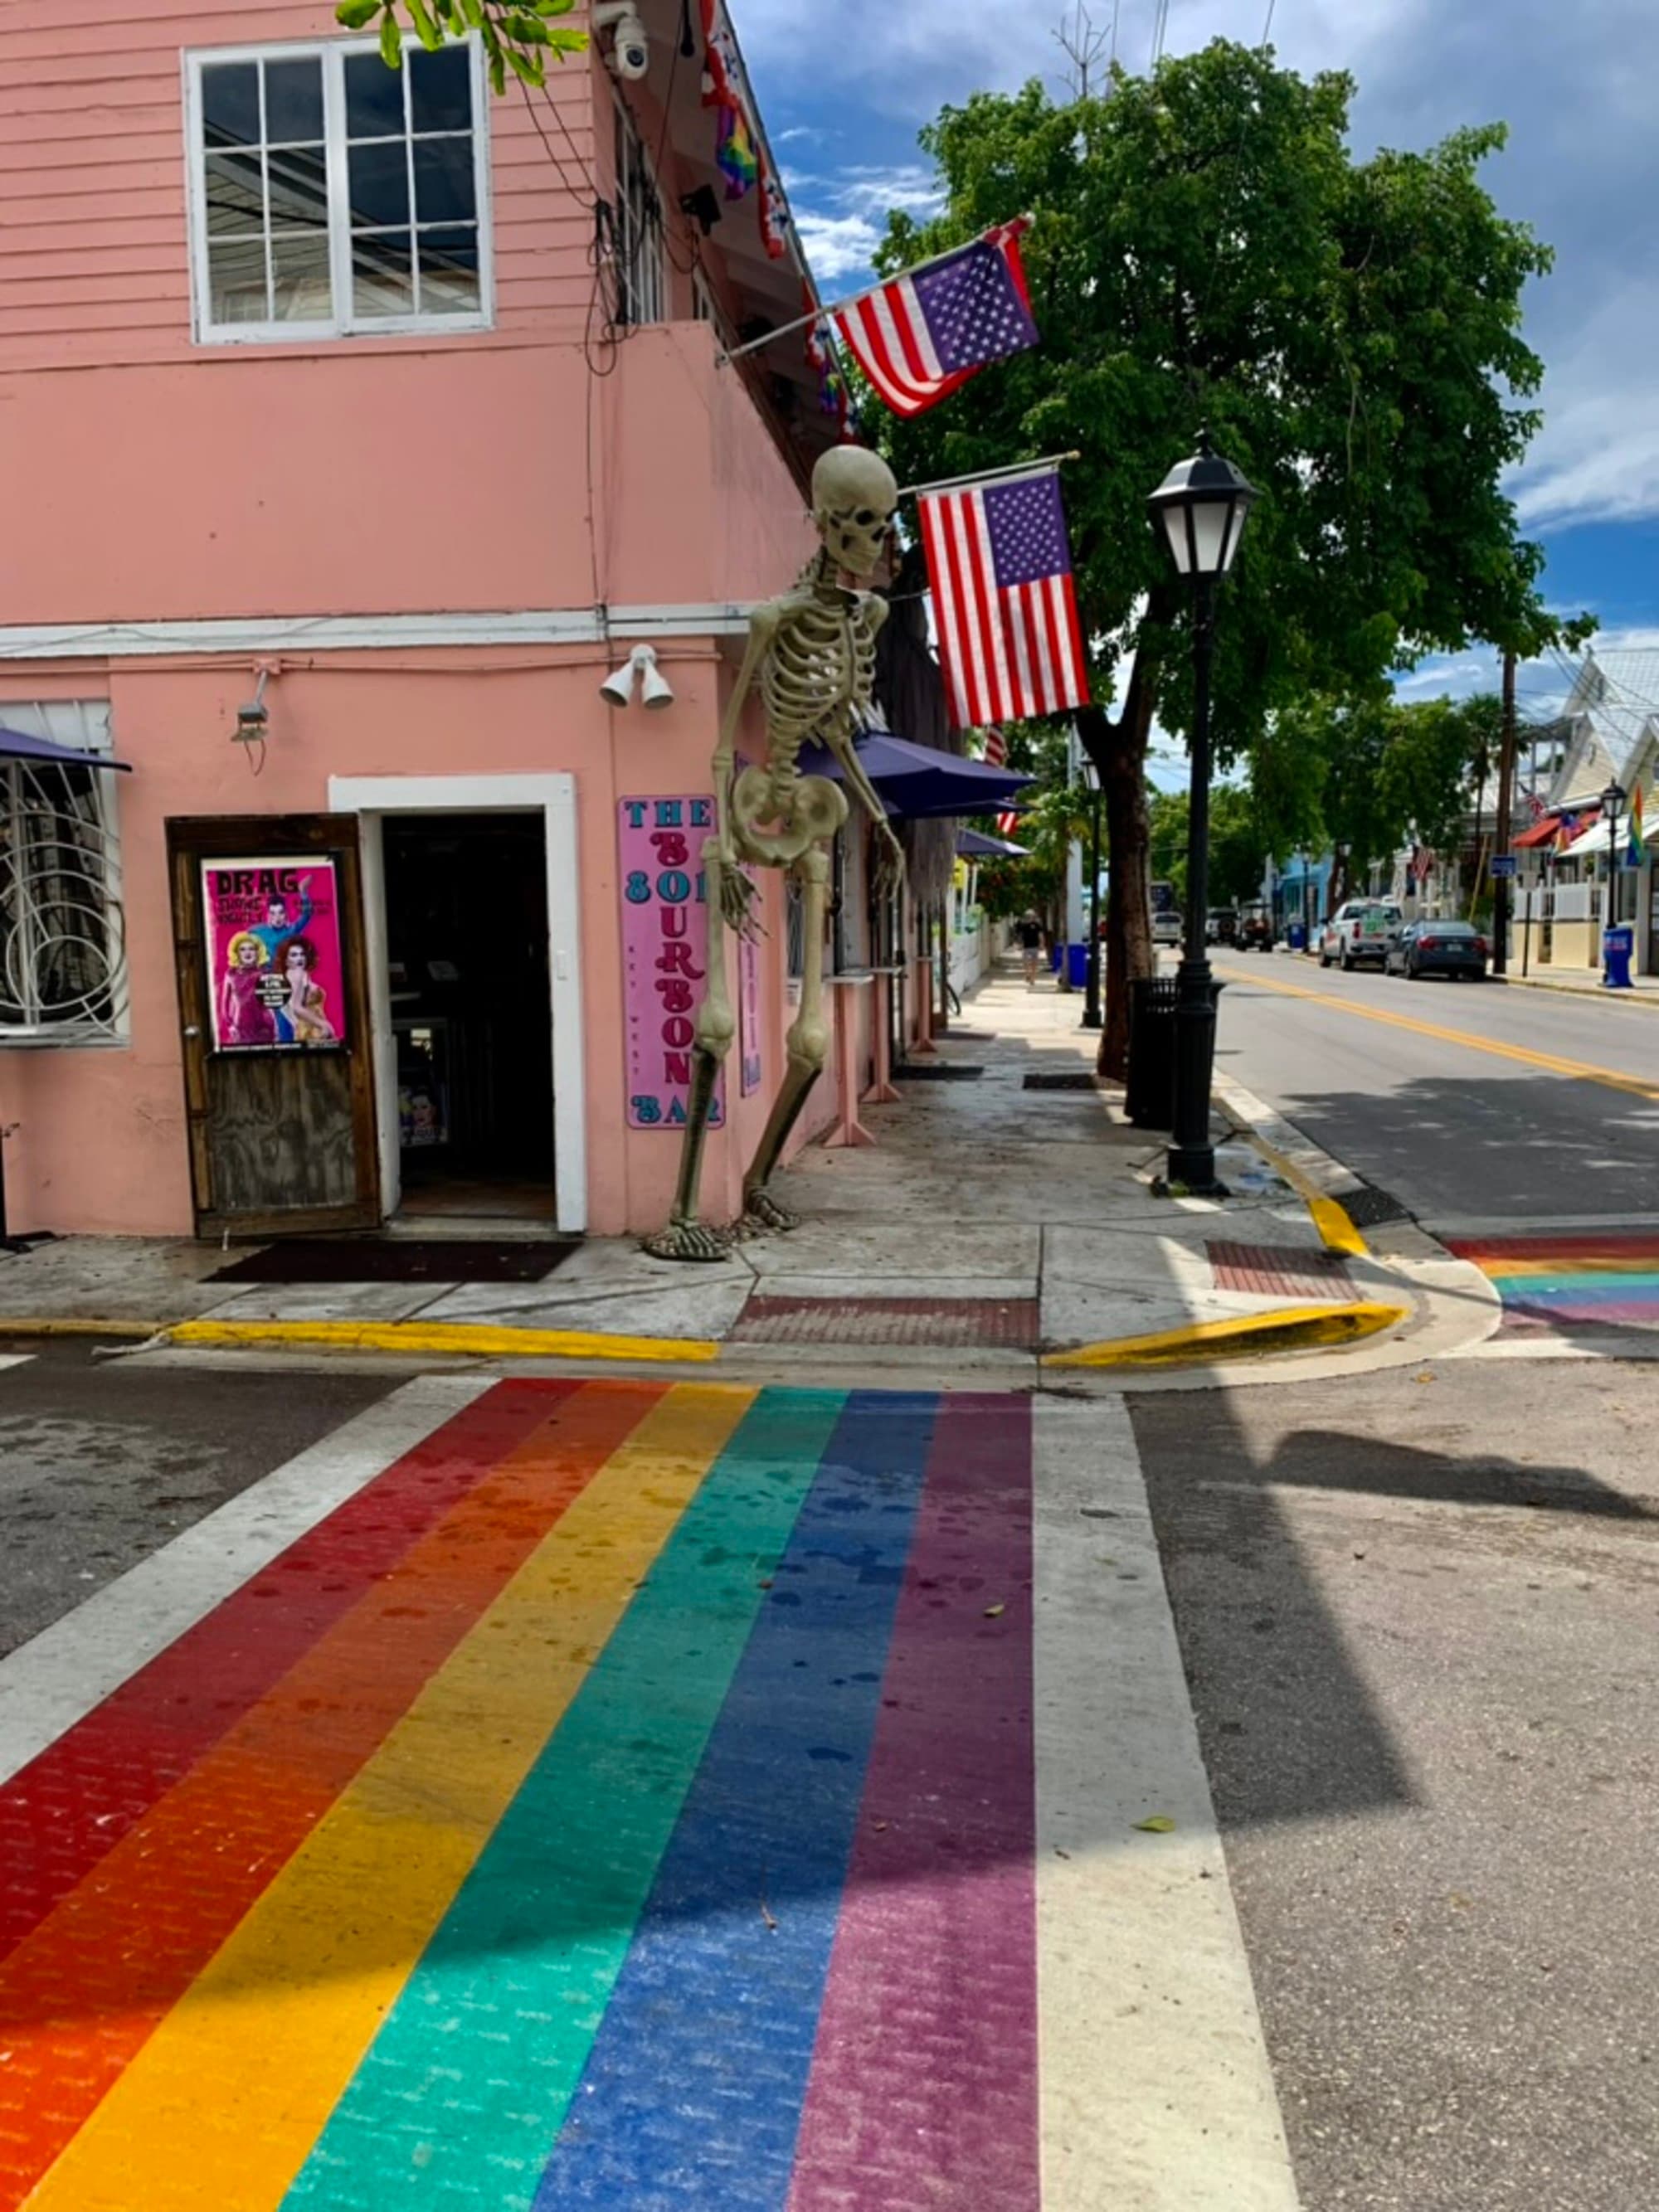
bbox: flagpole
[714,215,1035,368]
[898,450,1082,502]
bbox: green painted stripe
[1489,1269,1659,1296]
[283,1385,851,2211]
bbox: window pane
[265,143,328,228]
[413,138,475,226]
[202,61,260,149]
[209,236,269,323]
[263,56,324,142]
[270,233,333,321]
[352,231,414,317]
[205,150,265,235]
[417,226,479,314]
[410,45,472,134]
[345,49,406,139]
[348,140,410,227]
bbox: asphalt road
[1212,954,1659,1229]
[1133,1359,1659,2212]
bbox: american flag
[980,732,1022,834]
[830,222,1037,420]
[918,467,1091,728]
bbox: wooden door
[168,814,381,1237]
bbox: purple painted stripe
[786,1393,1039,2212]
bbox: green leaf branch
[335,0,587,92]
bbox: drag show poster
[202,856,348,1052]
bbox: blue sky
[732,0,1659,751]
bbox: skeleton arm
[825,594,905,888]
[710,601,783,866]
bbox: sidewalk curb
[1213,1074,1369,1257]
[1496,973,1659,1010]
[1044,1300,1408,1369]
[164,1317,721,1364]
[0,1317,161,1341]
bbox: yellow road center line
[25,1382,756,2212]
[1217,963,1659,1103]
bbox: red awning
[1515,806,1599,849]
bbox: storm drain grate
[893,1062,985,1081]
[733,1295,1039,1347]
[1022,1071,1103,1092]
[1338,1183,1414,1229]
[1208,1241,1352,1300]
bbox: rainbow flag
[0,1377,1069,2209]
[715,100,758,198]
[1447,1232,1659,1332]
[1629,785,1647,868]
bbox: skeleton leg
[739,843,831,1234]
[640,836,740,1262]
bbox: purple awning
[795,729,1031,819]
[0,726,131,772]
[956,827,1031,858]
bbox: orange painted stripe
[0,1378,663,2208]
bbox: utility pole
[1492,647,1517,975]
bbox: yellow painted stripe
[1472,1254,1659,1278]
[1044,1301,1408,1369]
[1233,1123,1370,1257]
[26,1381,756,2212]
[1216,961,1659,1103]
[168,1316,721,1364]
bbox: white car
[1319,899,1403,971]
[1151,911,1183,948]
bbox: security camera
[600,644,674,710]
[592,2,649,80]
[234,700,269,742]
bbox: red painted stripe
[1058,573,1089,702]
[917,498,970,724]
[0,1380,571,1968]
[839,298,922,417]
[1445,1234,1659,1263]
[0,1380,661,2205]
[787,1394,1039,2211]
[885,275,937,391]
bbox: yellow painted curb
[0,1316,161,1339]
[167,1317,721,1364]
[1044,1300,1408,1370]
[1231,1130,1367,1257]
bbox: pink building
[0,0,902,1241]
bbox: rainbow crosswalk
[0,1379,1058,2211]
[1446,1232,1659,1332]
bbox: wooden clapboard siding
[0,0,597,372]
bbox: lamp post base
[1163,1146,1228,1199]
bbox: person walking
[1016,911,1044,989]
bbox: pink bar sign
[620,795,724,1131]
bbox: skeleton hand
[872,824,906,897]
[718,852,761,938]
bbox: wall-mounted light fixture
[600,644,674,711]
[232,664,273,745]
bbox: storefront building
[0,2,886,1241]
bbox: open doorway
[383,811,554,1220]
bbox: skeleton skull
[811,445,898,581]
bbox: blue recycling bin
[1603,924,1634,989]
[1287,921,1307,952]
[1067,941,1088,989]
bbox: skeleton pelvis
[731,768,849,865]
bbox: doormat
[893,1062,985,1081]
[1021,1072,1103,1091]
[207,1239,580,1286]
[733,1295,1039,1347]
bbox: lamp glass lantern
[1147,434,1260,581]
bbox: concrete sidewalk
[0,967,1411,1373]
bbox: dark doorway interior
[383,812,554,1218]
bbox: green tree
[877,42,1577,1075]
[334,0,584,90]
[1149,785,1265,911]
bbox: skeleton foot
[640,1221,735,1263]
[738,1187,802,1237]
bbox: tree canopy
[334,0,583,91]
[875,41,1579,1071]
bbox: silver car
[1319,899,1403,971]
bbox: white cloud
[782,163,944,284]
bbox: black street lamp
[1601,778,1627,936]
[1080,751,1103,1029]
[1148,431,1260,1194]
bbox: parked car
[1384,918,1489,980]
[1318,899,1404,970]
[1151,910,1184,948]
[1205,907,1238,945]
[1237,903,1274,951]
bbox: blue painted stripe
[1499,1277,1659,1310]
[285,1386,848,2212]
[531,1392,940,2212]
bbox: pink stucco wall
[0,1,865,1242]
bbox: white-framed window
[0,703,128,1046]
[183,36,494,344]
[611,93,664,328]
[692,266,734,352]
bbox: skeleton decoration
[644,445,905,1261]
